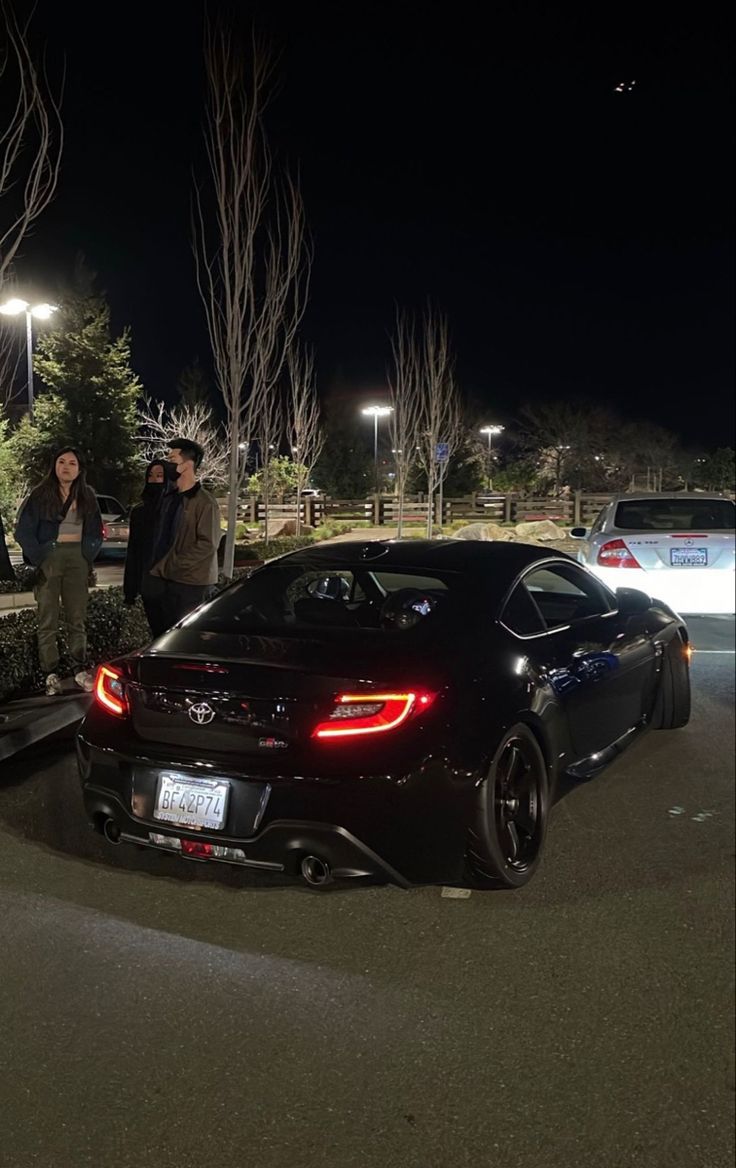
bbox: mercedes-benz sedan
[571,493,735,614]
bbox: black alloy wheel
[465,723,550,890]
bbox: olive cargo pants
[34,543,90,674]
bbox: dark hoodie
[123,460,169,602]
[0,513,14,582]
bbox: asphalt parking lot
[0,616,733,1168]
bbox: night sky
[15,0,736,447]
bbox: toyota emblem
[188,701,216,726]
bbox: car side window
[500,583,547,637]
[523,562,614,629]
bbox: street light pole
[479,424,504,491]
[25,308,34,418]
[361,405,393,495]
[0,298,58,420]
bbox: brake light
[181,840,214,858]
[312,691,436,740]
[102,523,109,540]
[597,539,642,569]
[94,664,128,717]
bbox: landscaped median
[0,531,336,704]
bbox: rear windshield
[195,563,462,635]
[614,498,735,532]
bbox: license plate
[153,772,230,831]
[670,547,707,567]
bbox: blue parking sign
[436,442,449,462]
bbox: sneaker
[45,673,63,697]
[74,670,95,693]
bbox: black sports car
[77,540,692,890]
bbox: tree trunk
[223,419,239,579]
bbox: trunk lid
[126,626,440,761]
[621,532,735,571]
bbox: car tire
[651,637,691,730]
[463,723,550,890]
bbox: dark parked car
[77,540,691,890]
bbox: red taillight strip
[94,665,127,717]
[312,691,435,740]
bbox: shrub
[0,587,150,702]
[0,564,98,595]
[231,534,316,563]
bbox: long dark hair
[30,447,97,520]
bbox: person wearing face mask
[14,446,103,695]
[142,438,221,635]
[123,459,167,632]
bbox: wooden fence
[220,492,615,529]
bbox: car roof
[609,492,732,503]
[282,538,574,580]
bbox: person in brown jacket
[142,438,221,636]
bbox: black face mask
[164,461,181,482]
[142,481,165,502]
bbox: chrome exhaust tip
[300,854,332,887]
[102,817,121,844]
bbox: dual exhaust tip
[103,818,333,888]
[300,854,332,887]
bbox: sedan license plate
[153,772,230,831]
[670,547,707,567]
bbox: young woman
[123,458,167,633]
[15,447,103,695]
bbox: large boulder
[266,519,315,538]
[452,522,515,542]
[513,520,567,542]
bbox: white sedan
[570,493,735,615]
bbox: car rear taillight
[597,539,642,569]
[94,664,128,717]
[312,691,437,741]
[102,523,109,540]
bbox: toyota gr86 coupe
[77,540,691,890]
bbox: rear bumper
[76,733,476,887]
[591,565,735,615]
[82,782,411,885]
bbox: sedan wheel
[465,723,550,890]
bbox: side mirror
[616,587,652,615]
[569,527,588,539]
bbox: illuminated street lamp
[361,404,393,493]
[479,424,504,490]
[0,298,58,419]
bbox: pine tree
[10,273,142,500]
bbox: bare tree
[251,373,284,543]
[388,308,423,538]
[136,396,229,488]
[193,15,310,576]
[414,306,462,536]
[0,2,63,288]
[286,342,323,534]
